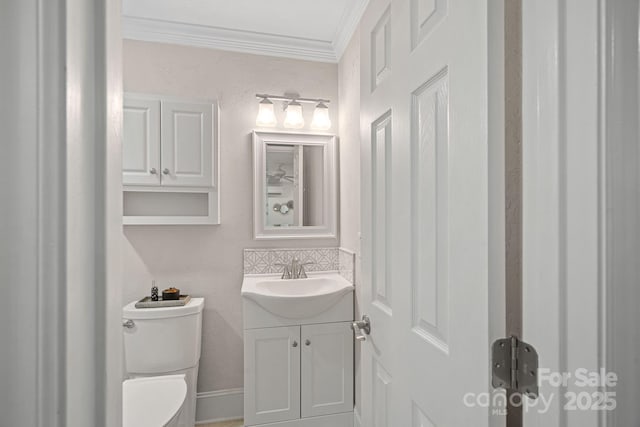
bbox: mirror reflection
[265,144,324,228]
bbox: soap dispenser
[151,280,159,301]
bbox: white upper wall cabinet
[161,100,214,187]
[123,94,218,189]
[123,96,161,186]
[122,93,220,225]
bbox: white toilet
[123,298,205,427]
[123,375,187,427]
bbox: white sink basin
[241,273,354,319]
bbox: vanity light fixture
[255,94,331,130]
[311,102,331,130]
[256,97,277,127]
[284,100,305,129]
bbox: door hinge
[491,336,539,398]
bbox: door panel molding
[410,66,450,354]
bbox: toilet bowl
[123,375,187,427]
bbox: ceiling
[122,0,369,63]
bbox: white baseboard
[354,408,361,427]
[195,388,243,424]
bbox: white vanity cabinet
[244,323,354,427]
[244,326,301,426]
[300,323,354,418]
[122,93,220,225]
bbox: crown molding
[333,0,369,60]
[122,16,339,63]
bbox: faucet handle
[274,263,292,279]
[297,262,314,279]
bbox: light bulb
[284,100,305,129]
[311,102,331,130]
[256,98,277,127]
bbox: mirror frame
[252,131,338,240]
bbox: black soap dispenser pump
[151,280,159,301]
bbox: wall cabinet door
[161,100,214,187]
[301,322,354,418]
[122,96,160,186]
[244,326,301,426]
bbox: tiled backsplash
[338,248,356,284]
[243,247,356,284]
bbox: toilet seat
[123,374,187,427]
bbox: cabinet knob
[305,339,311,346]
[149,168,157,174]
[292,340,298,348]
[162,168,170,175]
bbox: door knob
[292,340,298,348]
[162,168,170,175]
[149,168,157,174]
[305,339,311,346]
[352,315,371,341]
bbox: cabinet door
[301,322,354,418]
[244,326,301,426]
[122,96,160,185]
[161,100,215,187]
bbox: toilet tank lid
[123,375,187,427]
[123,297,204,319]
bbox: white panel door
[122,96,160,185]
[161,100,214,187]
[244,326,301,426]
[360,0,503,426]
[301,322,354,418]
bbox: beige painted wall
[122,40,339,393]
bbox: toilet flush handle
[122,319,135,329]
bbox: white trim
[1,0,121,425]
[602,1,640,425]
[103,0,125,424]
[522,0,611,426]
[522,1,565,424]
[333,0,370,61]
[487,1,506,425]
[195,388,244,424]
[353,408,362,427]
[37,0,66,425]
[123,1,370,64]
[122,16,338,63]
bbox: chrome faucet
[275,258,314,279]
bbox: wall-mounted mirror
[253,131,338,239]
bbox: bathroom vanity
[241,272,354,427]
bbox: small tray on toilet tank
[135,295,191,309]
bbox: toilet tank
[123,298,204,375]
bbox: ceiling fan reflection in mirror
[266,164,295,185]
